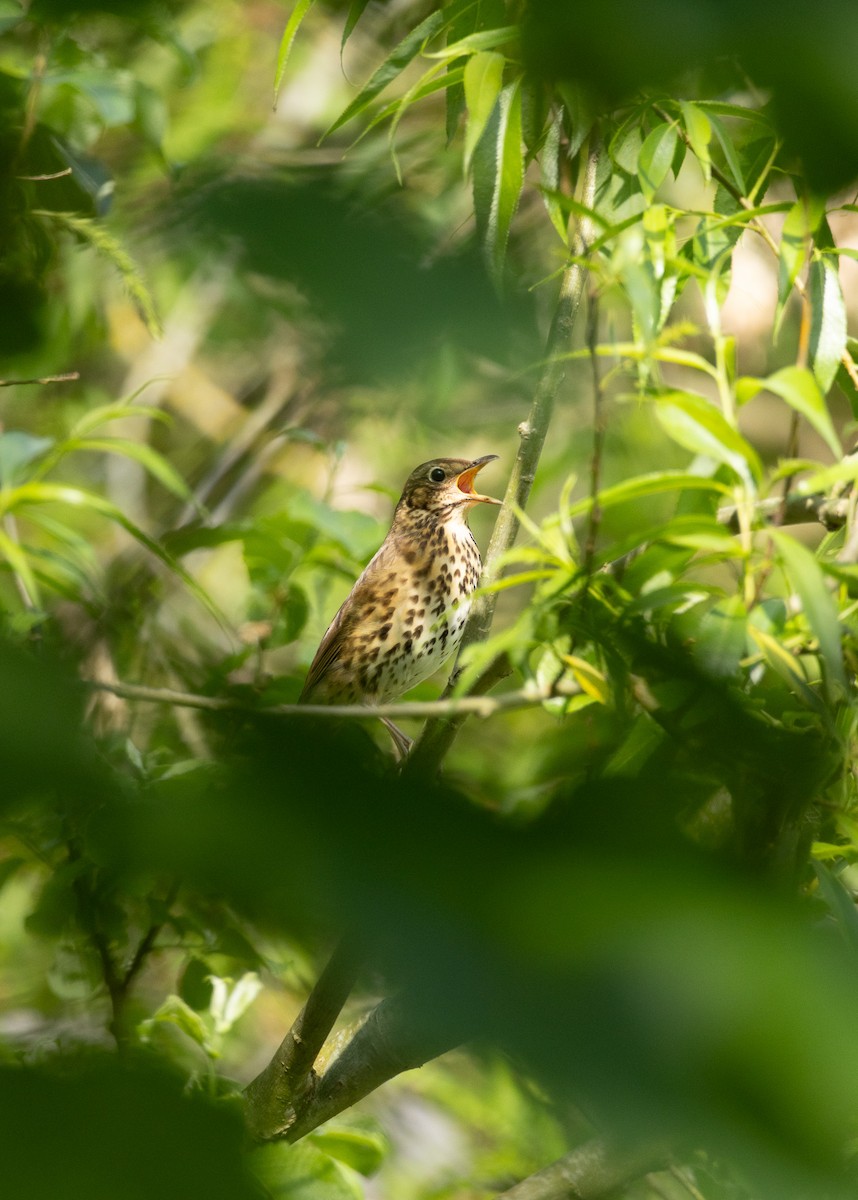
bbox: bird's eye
[429,467,446,483]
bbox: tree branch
[494,1136,673,1200]
[0,372,79,388]
[244,937,364,1141]
[407,137,604,773]
[281,993,464,1142]
[84,676,580,721]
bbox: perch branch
[84,676,580,721]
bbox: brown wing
[298,536,397,703]
[298,597,353,702]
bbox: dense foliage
[4,1,858,1197]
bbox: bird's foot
[381,717,413,761]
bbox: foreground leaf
[771,529,845,695]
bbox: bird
[300,455,502,755]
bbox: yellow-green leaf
[771,529,844,696]
[463,51,504,177]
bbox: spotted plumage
[300,456,501,721]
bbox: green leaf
[341,0,371,50]
[809,255,847,394]
[3,483,227,630]
[274,0,317,105]
[610,117,644,172]
[691,595,748,678]
[680,100,712,183]
[708,112,746,194]
[776,197,824,328]
[770,529,845,695]
[557,81,594,160]
[34,210,161,337]
[737,366,840,459]
[473,77,523,287]
[0,856,24,894]
[67,401,171,440]
[0,432,54,487]
[323,6,448,138]
[139,994,211,1051]
[463,51,505,177]
[637,122,678,201]
[814,863,858,955]
[654,391,762,487]
[540,112,567,243]
[748,625,825,711]
[250,1141,363,1200]
[565,471,729,519]
[72,437,197,506]
[0,527,42,609]
[310,1122,389,1176]
[423,25,517,60]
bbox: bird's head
[396,455,502,516]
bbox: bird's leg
[380,717,413,761]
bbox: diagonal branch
[407,137,604,774]
[244,936,363,1141]
[279,992,466,1143]
[494,1136,673,1200]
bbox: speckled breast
[359,525,482,703]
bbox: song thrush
[300,455,501,753]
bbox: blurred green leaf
[654,391,762,487]
[324,6,449,138]
[250,1140,363,1199]
[637,122,678,200]
[140,994,212,1052]
[473,76,524,286]
[777,197,824,327]
[68,437,197,506]
[771,529,845,695]
[0,432,54,487]
[814,863,858,954]
[274,0,317,105]
[33,210,161,337]
[309,1120,389,1176]
[540,111,568,243]
[426,25,517,60]
[463,50,505,177]
[680,100,712,183]
[809,255,847,394]
[1,1059,256,1200]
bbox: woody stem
[406,136,603,774]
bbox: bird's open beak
[456,455,502,505]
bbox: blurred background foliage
[5,0,858,1197]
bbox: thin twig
[18,168,73,181]
[0,372,80,388]
[122,879,180,991]
[582,290,605,577]
[85,677,579,721]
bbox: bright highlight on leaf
[463,51,505,177]
[736,366,841,458]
